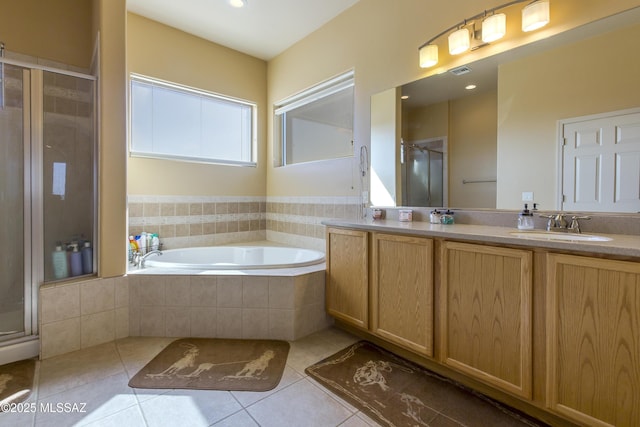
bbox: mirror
[371,7,640,212]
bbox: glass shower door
[42,70,96,281]
[0,63,30,342]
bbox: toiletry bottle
[517,204,534,230]
[129,236,138,262]
[430,209,441,224]
[138,233,147,255]
[440,210,455,224]
[69,243,83,276]
[52,244,69,280]
[81,241,93,274]
[151,233,160,251]
[135,235,142,255]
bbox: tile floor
[0,327,543,427]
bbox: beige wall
[0,0,93,68]
[370,88,400,206]
[267,0,640,201]
[126,13,267,197]
[449,90,497,208]
[497,22,640,210]
[405,102,449,142]
[93,0,128,277]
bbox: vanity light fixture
[228,0,247,8]
[418,0,551,68]
[448,27,471,55]
[522,0,550,31]
[482,13,507,43]
[419,44,439,68]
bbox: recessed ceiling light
[229,0,247,8]
[401,95,409,100]
[465,84,477,90]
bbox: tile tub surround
[128,270,332,341]
[266,196,362,251]
[128,195,268,250]
[39,276,130,359]
[39,267,331,359]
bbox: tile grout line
[112,338,152,427]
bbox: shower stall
[401,138,447,207]
[0,56,96,364]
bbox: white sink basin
[509,231,612,242]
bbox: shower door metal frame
[0,57,97,358]
[0,64,36,349]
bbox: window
[275,70,354,166]
[130,74,256,166]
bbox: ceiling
[127,0,360,61]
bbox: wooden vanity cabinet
[370,233,434,357]
[440,241,533,399]
[546,254,640,427]
[325,227,369,329]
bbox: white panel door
[562,110,640,212]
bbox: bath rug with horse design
[0,358,36,410]
[305,341,546,427]
[128,338,289,392]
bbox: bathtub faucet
[132,250,163,269]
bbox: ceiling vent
[449,65,472,76]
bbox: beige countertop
[323,219,640,258]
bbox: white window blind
[130,75,256,166]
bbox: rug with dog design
[305,341,547,427]
[0,358,36,410]
[128,338,289,391]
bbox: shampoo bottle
[69,243,83,276]
[128,236,138,262]
[52,245,68,280]
[81,241,93,274]
[137,233,147,255]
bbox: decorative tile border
[128,195,267,250]
[128,195,364,251]
[266,196,363,251]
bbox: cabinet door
[441,241,533,399]
[546,254,640,427]
[326,228,368,329]
[371,233,433,357]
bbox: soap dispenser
[517,204,534,230]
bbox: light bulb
[419,44,438,68]
[482,13,506,43]
[229,0,247,8]
[448,28,470,55]
[522,0,550,32]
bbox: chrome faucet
[132,250,162,268]
[568,215,591,233]
[540,213,590,233]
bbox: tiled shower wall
[128,195,363,252]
